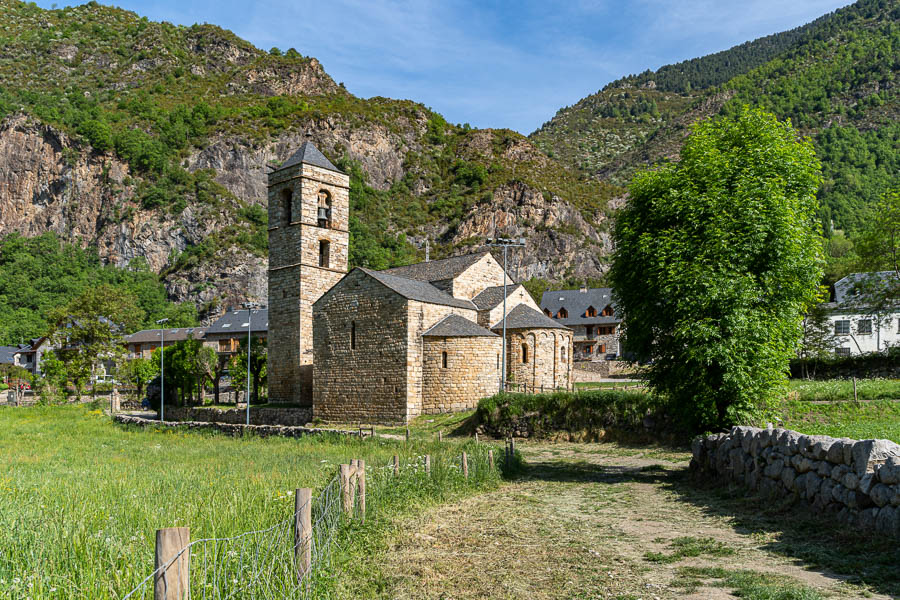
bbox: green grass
[0,405,500,599]
[644,536,735,564]
[777,398,900,443]
[574,381,646,391]
[675,567,824,599]
[786,378,900,403]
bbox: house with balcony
[123,327,209,359]
[203,307,268,357]
[540,287,622,361]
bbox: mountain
[531,0,900,235]
[0,1,621,325]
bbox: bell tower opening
[317,189,332,228]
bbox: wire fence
[120,446,507,599]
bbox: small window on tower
[350,321,356,350]
[442,351,448,369]
[319,240,330,268]
[281,188,293,225]
[522,343,529,364]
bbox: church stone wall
[505,328,573,392]
[451,253,513,300]
[422,335,503,414]
[405,300,479,420]
[478,285,541,328]
[312,270,410,424]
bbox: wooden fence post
[474,432,479,444]
[405,426,410,441]
[462,451,468,480]
[356,460,366,522]
[154,527,190,600]
[350,459,359,512]
[438,430,442,442]
[488,449,494,470]
[340,464,352,515]
[294,488,312,580]
[425,454,431,474]
[853,377,858,403]
[393,454,400,477]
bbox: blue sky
[40,0,852,134]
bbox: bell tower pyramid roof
[279,141,341,173]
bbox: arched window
[281,188,293,226]
[561,345,567,362]
[350,321,356,350]
[586,305,597,317]
[442,351,448,369]
[521,343,529,364]
[557,308,568,319]
[601,305,614,317]
[319,240,330,268]
[317,189,332,228]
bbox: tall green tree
[851,189,900,318]
[610,107,823,430]
[117,357,159,401]
[48,284,143,398]
[229,337,267,404]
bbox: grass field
[0,405,499,599]
[778,399,900,443]
[786,378,900,403]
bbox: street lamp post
[242,302,260,426]
[155,318,169,421]
[487,237,525,393]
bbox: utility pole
[156,318,169,421]
[487,237,525,393]
[242,302,260,425]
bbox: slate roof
[125,327,208,345]
[472,284,521,311]
[205,308,269,336]
[539,287,621,327]
[361,268,476,310]
[422,314,498,338]
[383,252,491,284]
[278,142,341,173]
[491,304,570,331]
[834,271,900,305]
[0,345,19,365]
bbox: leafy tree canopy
[610,107,824,430]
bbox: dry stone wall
[692,426,900,537]
[165,406,312,426]
[422,335,502,413]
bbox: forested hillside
[0,0,619,340]
[531,0,900,236]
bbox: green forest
[0,233,195,345]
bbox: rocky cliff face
[0,109,609,312]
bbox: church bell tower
[267,142,349,404]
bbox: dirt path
[361,442,898,599]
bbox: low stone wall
[165,406,312,426]
[114,414,359,438]
[692,426,900,537]
[573,360,631,379]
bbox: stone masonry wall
[405,300,480,420]
[478,285,540,328]
[451,253,513,300]
[166,406,312,426]
[313,269,410,424]
[693,426,900,537]
[505,328,573,391]
[268,161,349,404]
[422,335,502,413]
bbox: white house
[822,271,900,356]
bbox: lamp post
[487,237,526,393]
[155,318,169,421]
[242,302,260,426]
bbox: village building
[264,141,573,424]
[819,271,900,356]
[202,308,268,356]
[124,326,209,359]
[540,287,622,361]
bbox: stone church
[267,143,573,424]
